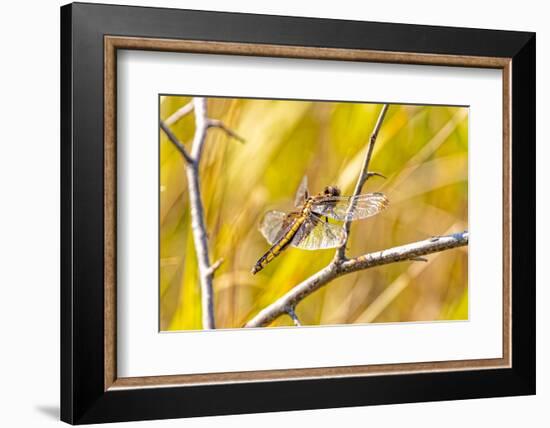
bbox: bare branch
[165,101,194,126]
[244,231,468,328]
[207,119,246,143]
[160,97,244,330]
[186,163,216,329]
[186,97,216,329]
[159,121,193,165]
[336,104,389,261]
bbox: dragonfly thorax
[323,185,341,197]
[301,200,313,215]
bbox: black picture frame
[61,2,535,424]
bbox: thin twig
[160,121,193,164]
[355,224,465,323]
[244,231,468,328]
[160,97,243,330]
[207,119,246,143]
[287,307,302,326]
[336,104,389,261]
[165,101,194,126]
[207,258,225,276]
[366,172,387,180]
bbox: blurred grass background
[159,96,468,331]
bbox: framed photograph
[60,2,535,424]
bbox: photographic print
[159,96,469,331]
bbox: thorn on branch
[409,256,428,262]
[287,307,302,327]
[207,258,224,276]
[207,119,246,143]
[366,171,387,180]
[164,101,194,126]
[430,236,440,242]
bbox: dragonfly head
[323,185,341,197]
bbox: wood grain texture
[111,357,507,389]
[106,36,510,68]
[103,35,512,389]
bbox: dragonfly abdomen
[251,214,306,275]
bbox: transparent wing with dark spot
[259,210,300,245]
[290,215,346,250]
[311,192,389,221]
[294,175,309,208]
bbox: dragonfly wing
[290,215,346,250]
[311,192,389,221]
[294,175,309,208]
[259,210,299,245]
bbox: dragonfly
[251,176,389,274]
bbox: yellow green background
[160,96,468,330]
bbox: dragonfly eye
[323,186,341,197]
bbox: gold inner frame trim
[104,35,512,391]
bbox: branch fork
[335,104,390,262]
[244,231,468,328]
[160,97,243,329]
[162,100,468,330]
[287,307,302,326]
[244,104,469,328]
